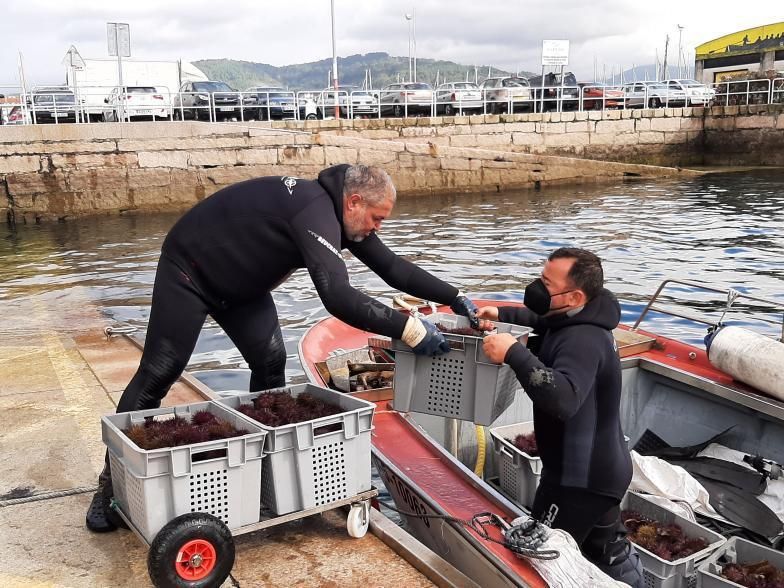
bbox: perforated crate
[697,537,784,588]
[217,383,374,515]
[391,313,532,426]
[621,492,726,588]
[102,401,266,544]
[489,421,542,509]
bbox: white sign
[542,39,569,67]
[107,23,131,58]
[62,45,86,70]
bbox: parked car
[102,86,169,121]
[243,86,297,120]
[623,81,687,108]
[478,76,531,114]
[527,71,579,111]
[29,87,80,124]
[173,81,241,121]
[379,82,434,117]
[664,79,716,106]
[578,83,624,110]
[316,86,379,118]
[435,82,483,115]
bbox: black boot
[85,457,127,533]
[583,518,644,588]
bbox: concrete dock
[0,293,464,587]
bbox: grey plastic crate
[102,400,267,543]
[392,313,532,426]
[697,537,784,588]
[218,383,374,515]
[489,421,542,509]
[621,492,726,588]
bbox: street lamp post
[330,0,339,119]
[405,13,412,83]
[405,10,416,83]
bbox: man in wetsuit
[479,248,643,587]
[86,163,479,532]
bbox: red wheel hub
[175,539,217,581]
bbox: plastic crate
[489,421,542,509]
[218,383,375,515]
[391,313,532,426]
[622,492,726,588]
[697,537,784,588]
[102,401,267,544]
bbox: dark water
[2,170,783,390]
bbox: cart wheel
[148,513,235,588]
[347,502,370,538]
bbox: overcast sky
[1,0,781,87]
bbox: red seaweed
[124,410,248,451]
[621,510,709,561]
[512,432,539,457]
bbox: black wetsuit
[118,163,459,413]
[498,289,633,544]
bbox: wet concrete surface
[0,296,436,587]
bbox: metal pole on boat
[330,0,339,119]
[446,418,459,458]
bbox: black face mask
[523,278,575,316]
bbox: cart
[113,487,378,587]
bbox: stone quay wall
[0,104,780,222]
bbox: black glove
[704,324,723,353]
[451,294,480,329]
[412,320,451,356]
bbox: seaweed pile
[721,561,784,588]
[237,392,342,427]
[125,410,248,450]
[621,510,709,561]
[513,432,539,457]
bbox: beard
[343,212,368,242]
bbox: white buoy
[708,326,784,402]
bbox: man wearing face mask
[479,247,642,588]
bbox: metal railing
[2,77,783,126]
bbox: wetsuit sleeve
[498,306,543,328]
[347,233,459,305]
[289,200,407,338]
[504,333,602,421]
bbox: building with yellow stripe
[695,22,784,83]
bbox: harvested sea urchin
[236,392,343,433]
[125,410,248,451]
[512,432,539,456]
[621,510,709,561]
[721,560,784,588]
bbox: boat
[297,279,784,587]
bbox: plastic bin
[622,492,726,588]
[489,421,542,509]
[392,313,532,425]
[218,383,375,515]
[102,401,267,543]
[697,536,784,588]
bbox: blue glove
[412,320,451,356]
[450,294,480,329]
[704,325,723,353]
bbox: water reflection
[1,170,783,380]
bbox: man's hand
[476,306,499,321]
[483,333,519,364]
[451,294,480,329]
[411,320,451,356]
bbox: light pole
[677,24,684,79]
[405,10,416,82]
[330,0,339,118]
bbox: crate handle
[191,447,228,463]
[500,444,516,459]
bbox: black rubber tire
[444,104,454,116]
[393,103,403,117]
[148,513,234,588]
[649,98,661,108]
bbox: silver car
[316,85,379,118]
[479,76,532,114]
[379,82,434,117]
[435,82,483,115]
[623,82,687,108]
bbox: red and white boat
[297,279,784,587]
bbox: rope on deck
[0,485,97,507]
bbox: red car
[578,83,624,110]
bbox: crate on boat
[489,421,542,509]
[102,401,267,544]
[697,536,784,588]
[391,313,532,426]
[622,492,726,588]
[217,383,375,515]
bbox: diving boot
[583,519,644,588]
[85,461,127,533]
